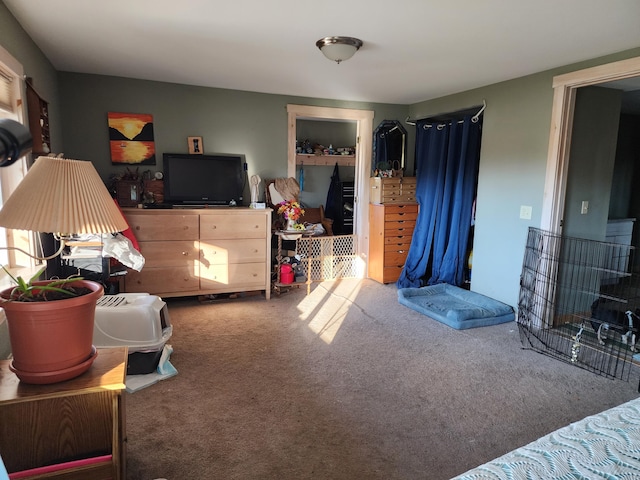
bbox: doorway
[541,56,640,232]
[286,105,374,274]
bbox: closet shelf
[296,154,355,166]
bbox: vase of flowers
[277,200,305,231]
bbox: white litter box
[93,293,172,375]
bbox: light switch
[581,201,589,214]
[520,205,532,220]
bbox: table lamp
[0,155,128,259]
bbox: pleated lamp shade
[0,156,128,235]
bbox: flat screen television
[163,153,246,206]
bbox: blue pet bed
[397,284,515,330]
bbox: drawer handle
[182,251,189,256]
[135,226,140,230]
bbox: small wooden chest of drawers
[369,177,417,204]
[369,203,418,283]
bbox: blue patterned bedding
[452,397,640,479]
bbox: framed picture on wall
[188,136,203,154]
[108,112,156,165]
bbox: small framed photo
[188,136,203,155]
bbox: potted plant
[0,266,103,384]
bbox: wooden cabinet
[25,80,51,155]
[370,177,417,204]
[0,347,127,479]
[123,208,271,299]
[369,203,418,283]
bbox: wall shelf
[296,154,355,167]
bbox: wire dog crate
[518,227,640,382]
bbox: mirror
[373,119,407,173]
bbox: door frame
[286,104,374,274]
[541,55,640,232]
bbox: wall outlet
[520,205,532,220]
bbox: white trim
[542,56,640,233]
[286,104,374,273]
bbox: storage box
[93,293,172,375]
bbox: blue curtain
[397,115,481,288]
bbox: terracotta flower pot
[1,279,103,384]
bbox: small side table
[273,230,305,295]
[0,347,128,479]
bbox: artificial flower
[277,200,305,221]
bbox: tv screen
[163,153,246,206]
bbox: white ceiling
[4,0,640,105]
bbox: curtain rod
[405,100,486,127]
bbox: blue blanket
[398,284,514,330]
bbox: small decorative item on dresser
[277,200,305,231]
[188,136,203,154]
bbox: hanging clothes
[324,163,341,221]
[298,162,304,191]
[397,115,481,288]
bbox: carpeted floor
[125,279,639,480]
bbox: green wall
[564,86,621,241]
[409,47,640,306]
[0,1,60,152]
[57,73,410,195]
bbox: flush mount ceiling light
[316,36,363,64]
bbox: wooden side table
[0,347,128,479]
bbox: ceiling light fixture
[316,36,363,64]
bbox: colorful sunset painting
[108,112,156,165]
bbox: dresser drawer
[137,240,199,267]
[126,266,199,293]
[126,214,199,241]
[384,250,409,267]
[200,214,267,239]
[200,262,266,289]
[385,235,413,247]
[383,203,418,214]
[200,239,266,265]
[384,222,416,236]
[382,266,404,283]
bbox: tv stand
[121,207,271,299]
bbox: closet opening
[286,104,374,279]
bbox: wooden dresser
[0,347,127,479]
[369,203,418,284]
[122,207,271,299]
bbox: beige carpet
[125,279,639,480]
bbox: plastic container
[93,293,172,375]
[280,264,294,284]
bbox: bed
[452,396,640,479]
